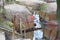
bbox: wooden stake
[12,26,15,40]
[12,15,17,40]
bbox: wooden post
[19,18,23,38]
[12,15,17,40]
[19,18,26,38]
[12,26,15,40]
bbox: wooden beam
[17,28,42,33]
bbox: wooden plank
[0,26,21,36]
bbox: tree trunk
[56,0,60,40]
[57,0,60,20]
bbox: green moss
[39,3,47,11]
